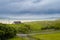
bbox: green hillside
[0,19,60,40]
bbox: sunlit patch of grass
[33,32,60,40]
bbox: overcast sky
[0,0,60,20]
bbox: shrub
[0,23,17,40]
[18,24,31,34]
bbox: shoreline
[0,19,56,24]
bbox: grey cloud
[0,0,60,15]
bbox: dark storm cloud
[0,0,60,19]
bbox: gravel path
[17,30,60,40]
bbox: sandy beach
[0,19,56,24]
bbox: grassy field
[0,19,60,40]
[8,32,60,40]
[8,37,22,40]
[8,36,28,40]
[8,20,60,40]
[32,32,60,40]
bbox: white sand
[0,19,56,24]
[0,20,40,24]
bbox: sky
[0,0,60,20]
